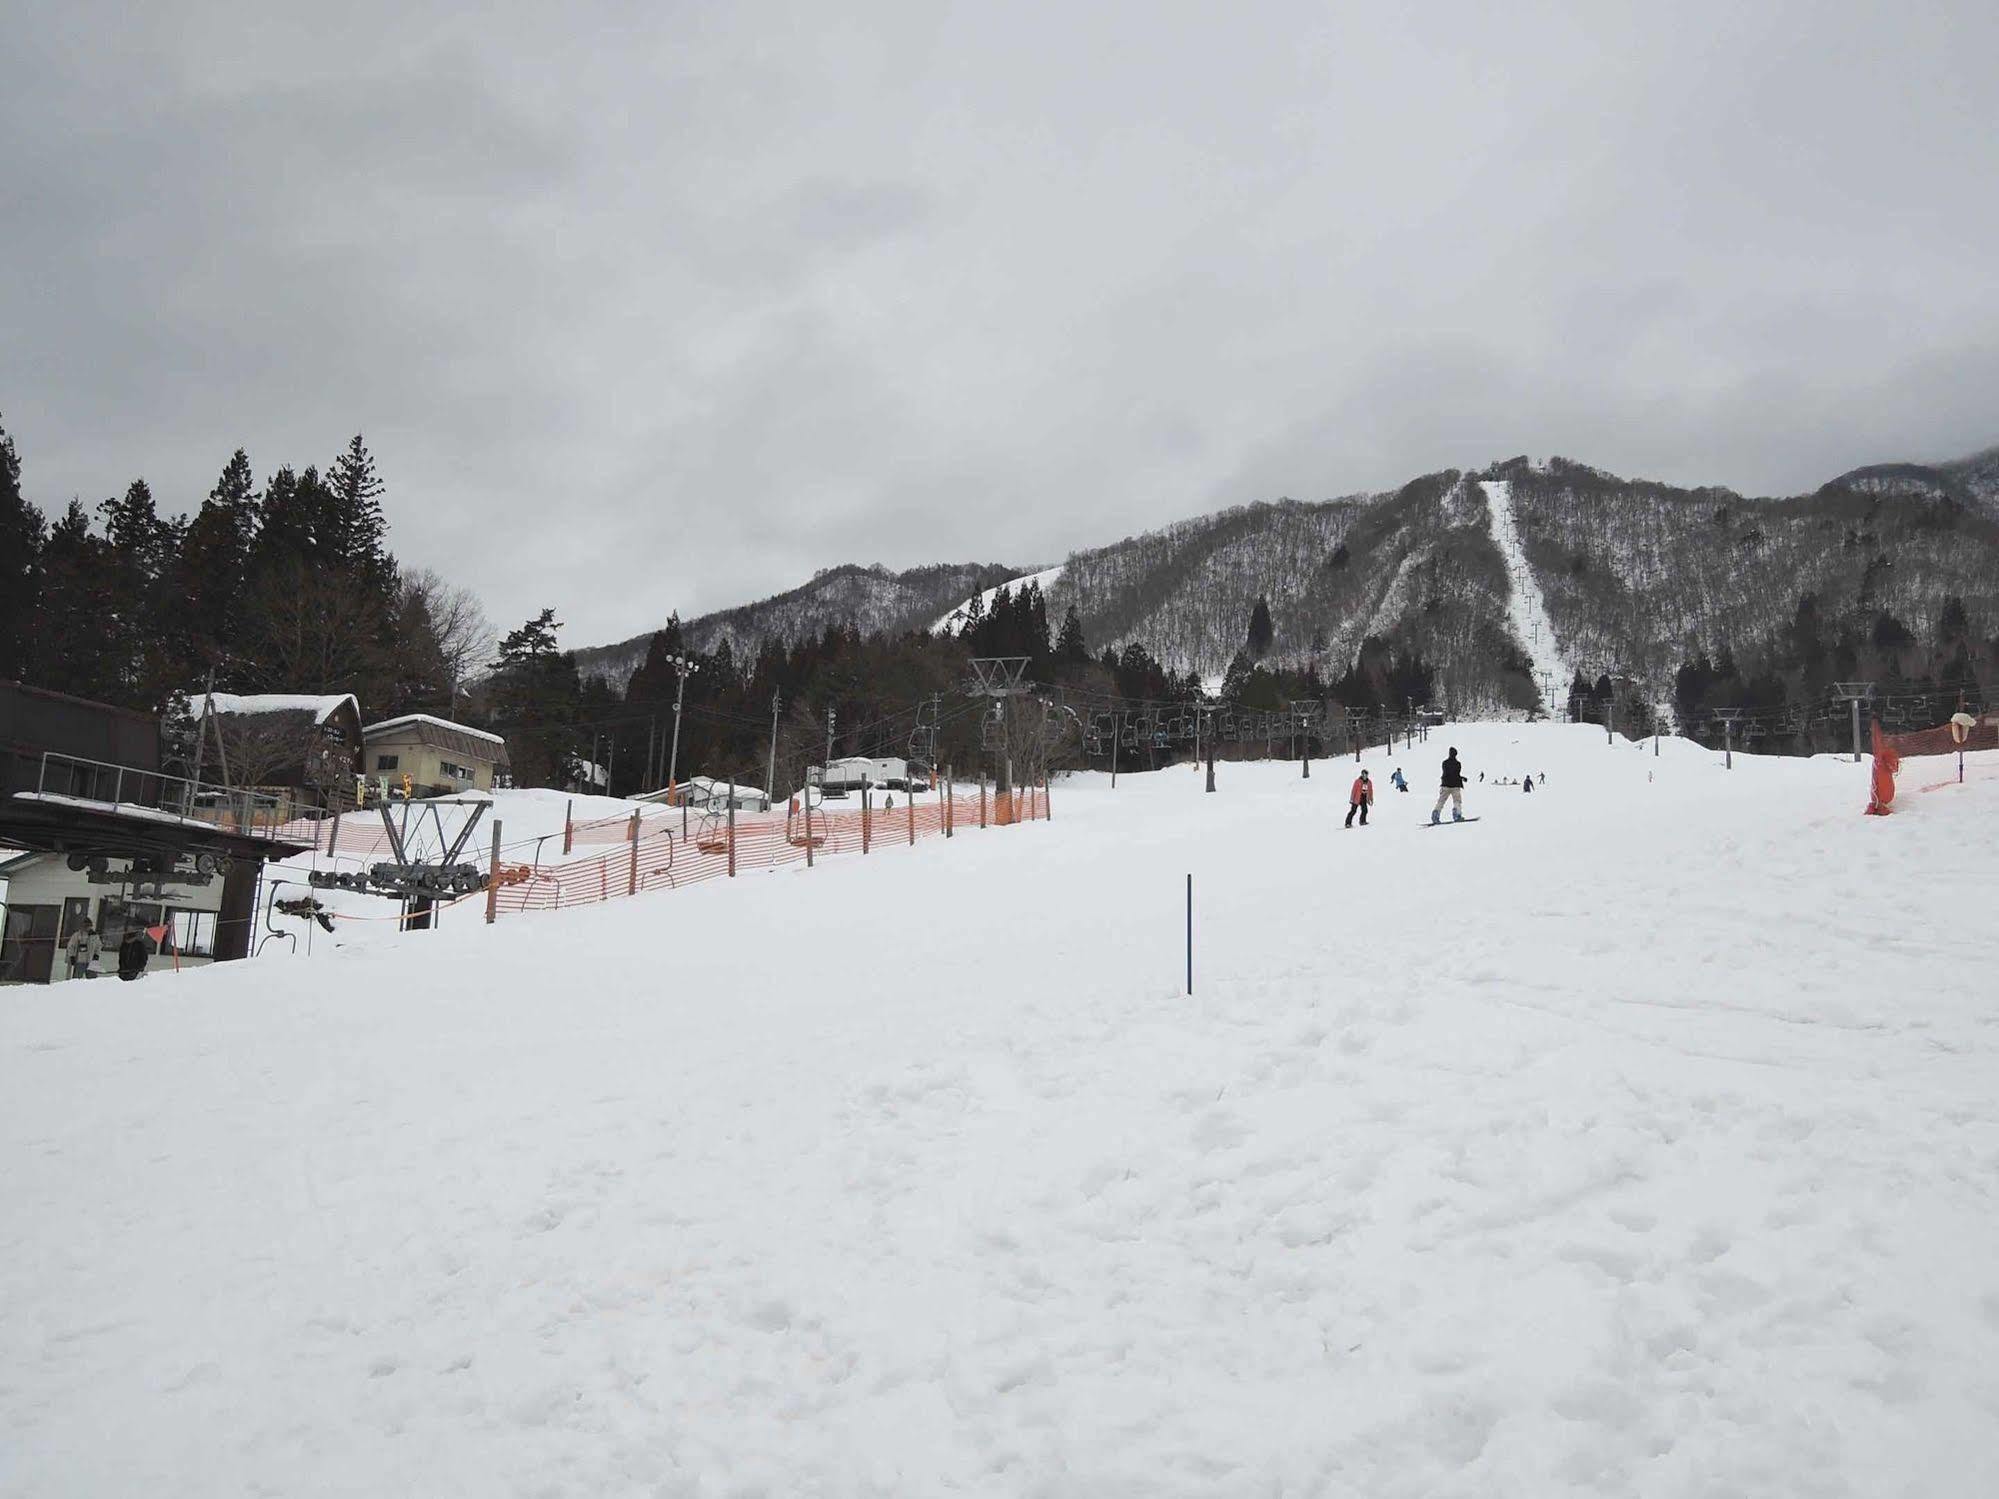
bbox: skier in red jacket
[1345,769,1373,827]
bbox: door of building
[0,904,60,984]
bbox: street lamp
[664,653,700,797]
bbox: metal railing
[32,752,293,840]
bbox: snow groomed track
[1482,479,1575,714]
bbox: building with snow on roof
[180,690,363,814]
[361,713,510,799]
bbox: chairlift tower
[968,657,1031,793]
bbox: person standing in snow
[1432,748,1467,824]
[117,928,149,982]
[65,920,100,980]
[1523,774,1534,792]
[1345,769,1374,827]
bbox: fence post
[908,784,916,845]
[1043,769,1051,821]
[980,772,988,829]
[728,795,737,877]
[485,820,502,924]
[804,788,815,868]
[862,786,871,854]
[945,768,954,837]
[563,799,573,855]
[627,810,641,895]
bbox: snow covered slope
[1481,478,1574,713]
[931,564,1065,634]
[6,726,1998,1494]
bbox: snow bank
[5,725,1998,1495]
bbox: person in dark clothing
[1431,748,1467,824]
[1523,774,1534,793]
[1345,769,1373,827]
[117,929,149,982]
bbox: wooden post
[980,772,988,829]
[727,794,737,877]
[945,769,954,837]
[627,809,640,895]
[485,820,502,924]
[862,786,870,854]
[804,787,815,868]
[907,784,915,845]
[563,799,573,855]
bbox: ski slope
[6,724,1998,1496]
[930,565,1064,634]
[1482,479,1575,714]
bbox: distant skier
[1345,769,1373,827]
[1390,767,1408,792]
[1523,774,1534,793]
[1431,748,1467,824]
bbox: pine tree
[179,449,261,667]
[29,502,122,701]
[326,434,389,581]
[1055,605,1088,665]
[1246,596,1275,659]
[489,609,581,787]
[0,418,44,680]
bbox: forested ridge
[6,408,1994,793]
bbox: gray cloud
[4,0,1994,646]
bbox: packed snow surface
[6,724,1999,1496]
[1481,480,1575,715]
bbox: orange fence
[490,781,1048,917]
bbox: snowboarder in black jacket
[1431,749,1467,824]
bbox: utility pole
[1832,682,1874,763]
[1204,707,1217,793]
[1717,709,1741,769]
[765,689,781,803]
[824,705,836,782]
[664,652,700,795]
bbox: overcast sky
[5,0,1995,645]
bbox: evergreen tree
[489,609,581,787]
[1246,596,1275,659]
[1055,605,1088,665]
[0,418,44,680]
[28,502,122,701]
[326,434,389,582]
[178,449,261,667]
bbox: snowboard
[1423,817,1481,828]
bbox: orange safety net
[488,782,1047,918]
[1866,720,1900,815]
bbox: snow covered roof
[363,713,507,747]
[185,692,360,729]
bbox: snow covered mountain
[572,561,1025,690]
[578,446,1999,714]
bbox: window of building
[167,909,217,958]
[375,754,400,770]
[439,760,472,780]
[97,899,163,952]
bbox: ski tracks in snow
[1482,480,1575,713]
